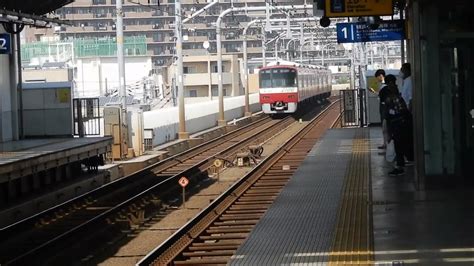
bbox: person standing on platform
[374,69,390,150]
[400,63,413,112]
[400,63,415,163]
[384,75,411,176]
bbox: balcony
[124,24,153,31]
[247,47,263,53]
[183,73,233,86]
[124,11,153,18]
[183,49,208,56]
[65,13,95,20]
[65,26,95,33]
[187,23,208,30]
[185,36,208,42]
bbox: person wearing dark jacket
[374,69,389,149]
[384,74,413,176]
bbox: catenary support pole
[175,0,188,139]
[116,0,127,124]
[242,19,260,117]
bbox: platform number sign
[0,33,11,55]
[336,20,405,43]
[338,24,355,43]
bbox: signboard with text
[336,20,405,43]
[0,33,11,54]
[325,0,394,18]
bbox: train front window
[259,68,297,88]
[260,70,272,88]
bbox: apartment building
[182,54,240,99]
[26,0,307,68]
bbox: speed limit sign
[179,176,189,187]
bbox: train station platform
[229,128,474,265]
[0,137,112,183]
[0,137,112,207]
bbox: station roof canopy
[1,0,73,15]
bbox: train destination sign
[325,0,394,18]
[336,20,405,43]
[0,33,11,55]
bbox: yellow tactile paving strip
[329,128,374,265]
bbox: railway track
[0,101,332,265]
[138,100,341,265]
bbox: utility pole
[350,44,355,90]
[243,20,258,117]
[299,23,304,63]
[175,0,189,139]
[262,24,267,67]
[116,0,126,122]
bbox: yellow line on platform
[329,129,374,266]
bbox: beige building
[166,54,242,101]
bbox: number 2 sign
[0,33,12,55]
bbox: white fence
[144,94,261,146]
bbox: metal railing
[73,98,101,137]
[340,89,367,128]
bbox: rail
[138,99,341,265]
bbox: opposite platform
[0,137,112,182]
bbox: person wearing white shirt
[400,63,412,112]
[373,69,389,149]
[399,63,415,164]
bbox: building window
[211,86,227,96]
[184,67,194,74]
[211,85,218,96]
[189,90,197,97]
[212,65,225,73]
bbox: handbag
[385,140,396,162]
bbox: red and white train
[259,60,332,114]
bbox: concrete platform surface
[0,137,112,181]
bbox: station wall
[144,93,261,146]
